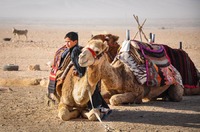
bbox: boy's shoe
[100,107,112,120]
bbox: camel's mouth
[78,48,96,67]
[79,59,88,67]
[78,55,89,67]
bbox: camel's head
[78,39,108,67]
[91,34,120,62]
[91,34,119,47]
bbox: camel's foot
[109,92,141,106]
[58,108,70,121]
[83,108,100,121]
[102,92,112,104]
[58,106,80,121]
[58,107,70,121]
[109,96,120,106]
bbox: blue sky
[0,0,199,19]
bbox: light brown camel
[57,65,101,121]
[95,34,200,95]
[56,34,119,121]
[91,34,120,63]
[78,39,184,106]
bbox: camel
[93,34,200,95]
[57,65,102,121]
[56,34,119,121]
[91,34,120,63]
[78,39,184,106]
[92,34,200,95]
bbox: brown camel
[56,34,119,121]
[91,34,120,63]
[95,34,200,95]
[57,65,102,121]
[78,39,184,106]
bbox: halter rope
[85,69,115,131]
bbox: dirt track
[0,86,199,132]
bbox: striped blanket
[139,43,181,87]
[117,40,182,87]
[48,45,69,94]
[163,45,199,88]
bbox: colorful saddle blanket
[138,42,177,86]
[117,40,182,87]
[163,45,199,88]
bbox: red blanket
[163,45,199,88]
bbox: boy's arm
[71,47,86,77]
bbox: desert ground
[0,20,200,132]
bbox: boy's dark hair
[64,32,78,41]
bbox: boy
[47,32,111,119]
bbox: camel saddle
[116,40,182,87]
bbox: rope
[85,68,115,132]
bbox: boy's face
[65,37,78,48]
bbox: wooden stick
[152,34,155,43]
[179,42,182,49]
[133,14,149,42]
[126,29,130,40]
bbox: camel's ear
[103,41,109,52]
[91,34,94,38]
[113,35,119,41]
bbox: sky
[0,0,199,20]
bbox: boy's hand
[73,70,79,76]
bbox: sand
[0,19,200,131]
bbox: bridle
[87,47,105,60]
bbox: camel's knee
[134,93,143,104]
[168,84,184,102]
[102,92,112,104]
[58,103,80,121]
[109,93,139,106]
[109,95,122,106]
[109,98,117,106]
[58,106,70,121]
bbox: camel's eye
[95,51,99,55]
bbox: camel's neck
[72,66,100,106]
[87,65,101,88]
[100,56,123,90]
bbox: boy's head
[64,32,78,48]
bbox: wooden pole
[149,32,152,43]
[152,34,155,43]
[179,42,182,49]
[126,29,130,40]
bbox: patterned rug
[163,45,199,88]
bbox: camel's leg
[184,85,200,95]
[101,90,117,104]
[167,84,184,102]
[81,108,101,121]
[184,88,200,95]
[58,102,80,121]
[145,85,169,100]
[109,92,142,106]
